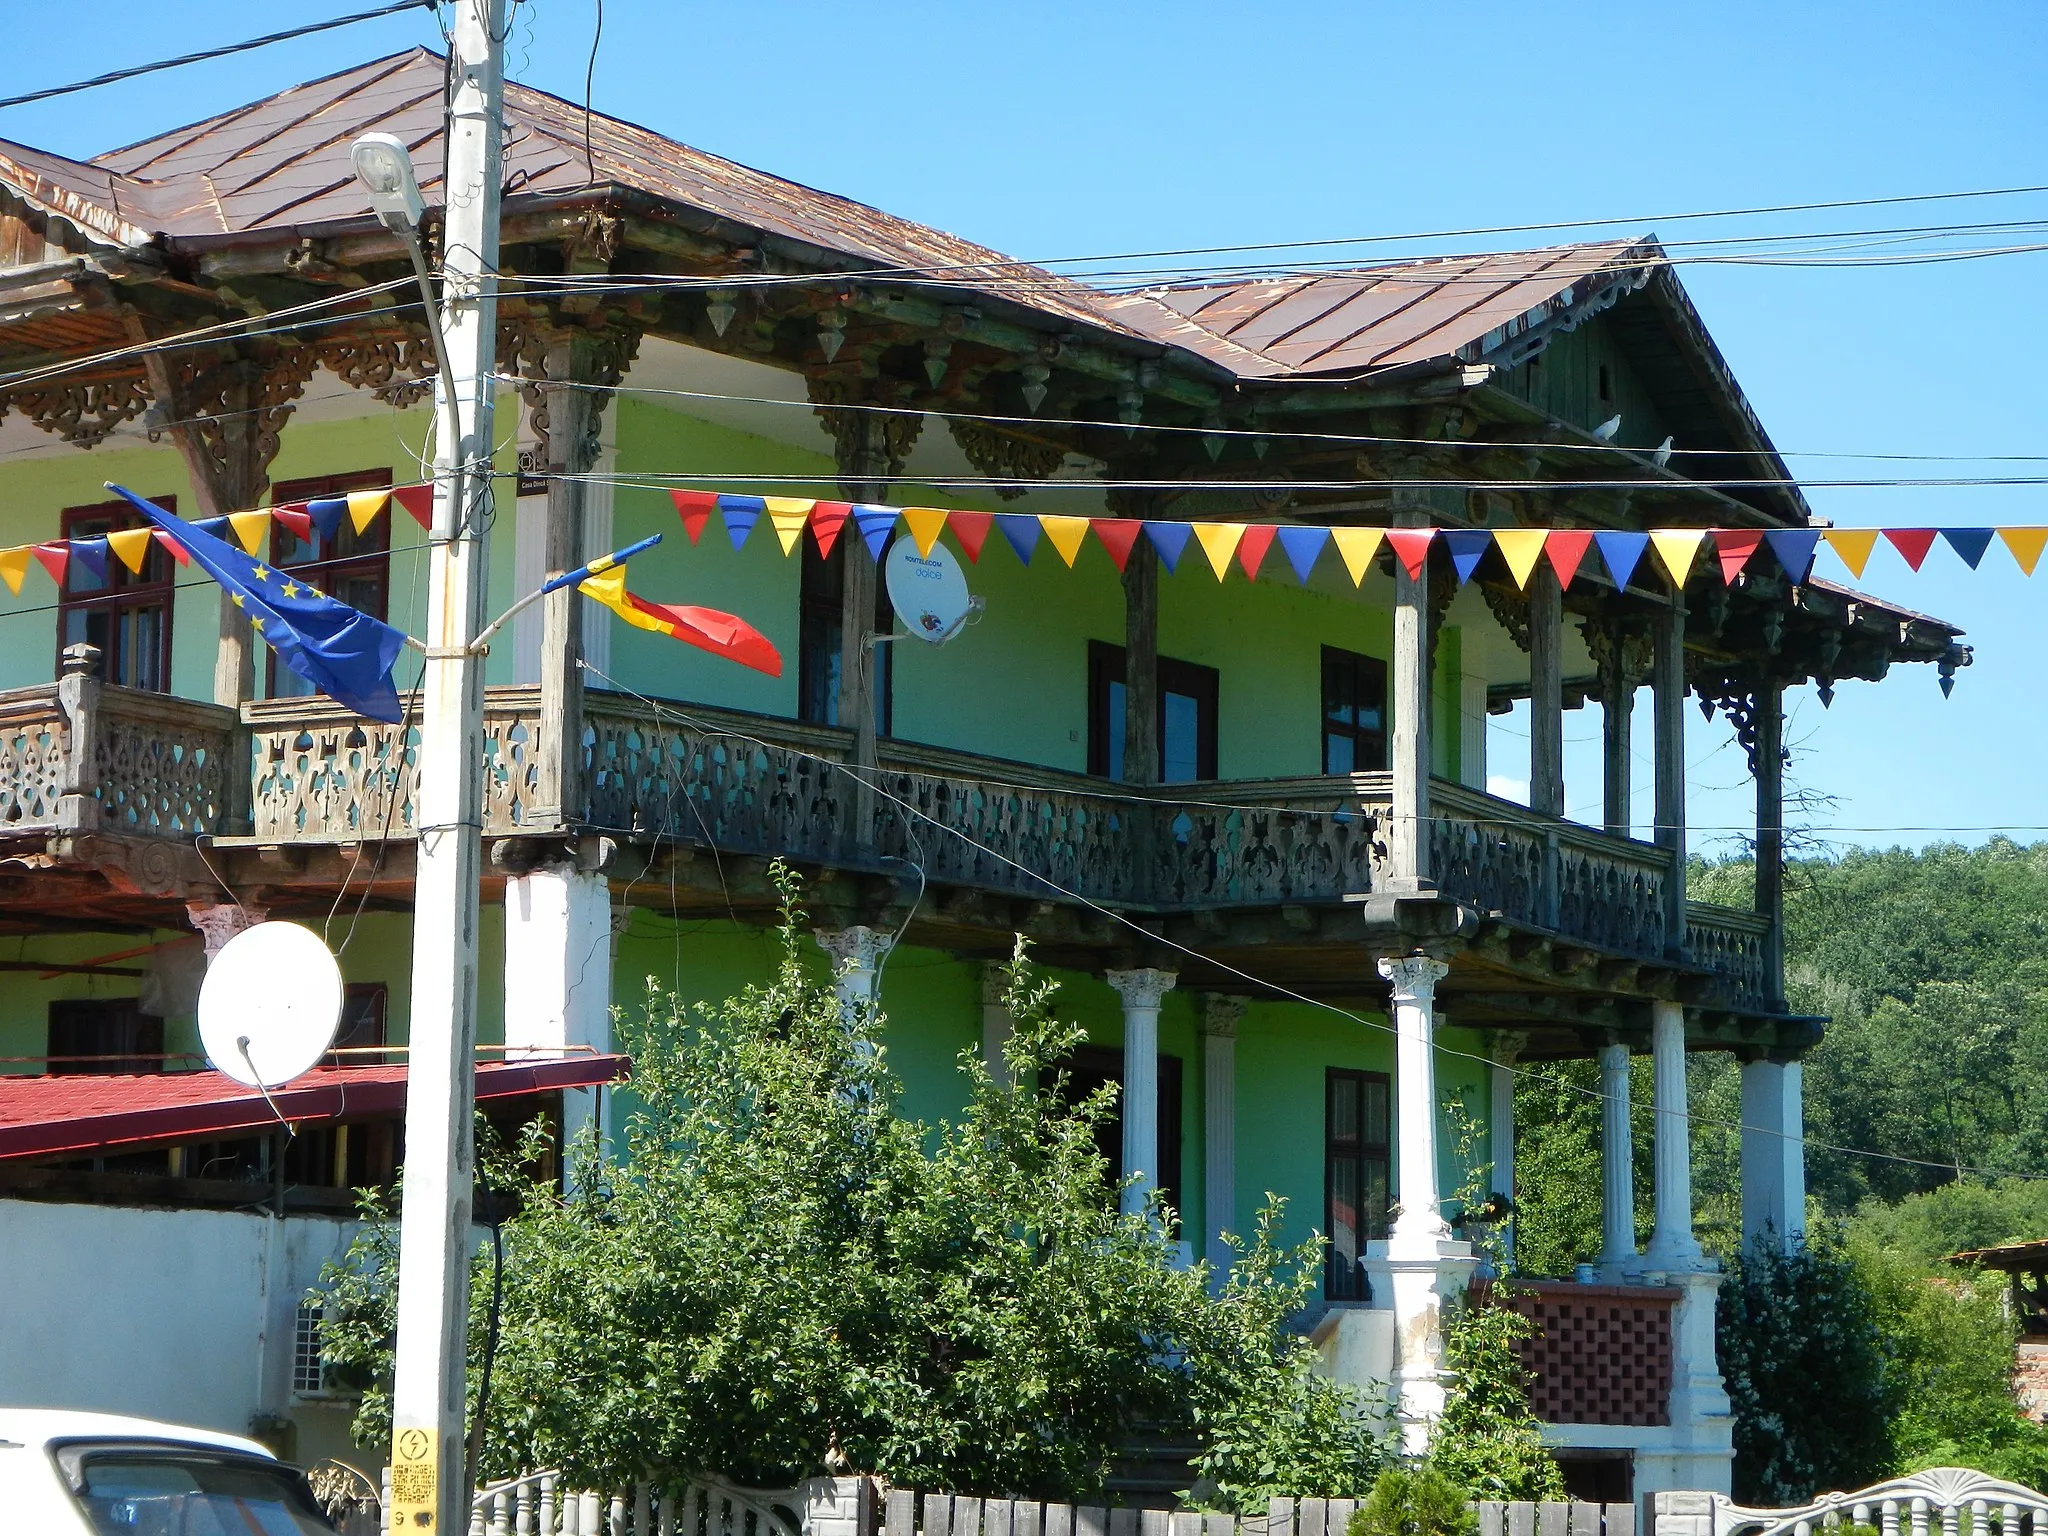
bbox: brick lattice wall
[1505,1282,1675,1426]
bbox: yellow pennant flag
[107,526,155,575]
[902,506,950,559]
[765,497,814,555]
[227,509,271,556]
[0,546,29,596]
[347,489,391,534]
[1998,527,2048,576]
[1038,515,1091,567]
[1648,529,1704,588]
[1822,528,1880,579]
[1492,528,1548,590]
[1193,522,1246,579]
[1330,526,1384,586]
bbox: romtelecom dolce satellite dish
[885,537,980,644]
[197,921,345,1088]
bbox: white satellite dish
[885,537,978,644]
[197,921,344,1088]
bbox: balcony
[0,682,1774,1008]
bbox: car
[0,1408,340,1534]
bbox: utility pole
[384,1,505,1529]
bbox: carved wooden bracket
[1480,579,1531,652]
[1584,618,1654,691]
[807,377,924,482]
[499,310,643,468]
[312,327,439,409]
[946,418,1065,500]
[0,374,151,448]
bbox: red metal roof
[0,1054,628,1161]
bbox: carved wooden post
[1754,679,1785,1009]
[1595,619,1636,838]
[1653,600,1688,955]
[1528,568,1564,817]
[1118,503,1161,786]
[55,642,102,834]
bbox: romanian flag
[577,560,781,676]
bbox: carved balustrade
[0,682,238,839]
[0,687,68,832]
[1684,903,1774,1011]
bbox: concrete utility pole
[385,2,505,1529]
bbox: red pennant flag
[152,529,191,566]
[272,504,313,542]
[1545,529,1594,590]
[950,510,992,563]
[31,542,68,584]
[1714,529,1764,584]
[1884,528,1937,571]
[1090,519,1145,573]
[670,489,717,544]
[810,501,851,558]
[393,485,434,530]
[1385,527,1435,580]
[1236,524,1276,581]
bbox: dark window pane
[1104,678,1127,780]
[1326,733,1354,775]
[1161,690,1201,782]
[1321,645,1387,774]
[1327,1067,1391,1299]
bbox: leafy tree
[1345,1466,1477,1536]
[1429,1289,1563,1502]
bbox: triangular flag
[1649,529,1704,588]
[1714,529,1764,585]
[1822,528,1879,579]
[153,529,190,566]
[853,504,899,560]
[106,526,155,574]
[766,497,814,556]
[1193,522,1246,579]
[346,489,391,535]
[1441,529,1491,585]
[194,516,232,537]
[32,542,68,584]
[272,505,313,543]
[1883,528,1937,571]
[671,489,717,543]
[1997,527,2048,575]
[810,501,851,559]
[1492,528,1548,590]
[1145,521,1194,574]
[1330,526,1384,586]
[1763,528,1821,582]
[719,494,764,550]
[393,485,434,529]
[1039,515,1091,568]
[902,506,949,559]
[70,537,109,582]
[1385,528,1434,581]
[1592,531,1648,591]
[1941,529,1995,570]
[1275,525,1328,585]
[306,498,349,542]
[1090,519,1145,573]
[227,509,272,556]
[0,547,28,596]
[1237,524,1277,581]
[1546,529,1594,590]
[951,509,992,563]
[994,512,1040,565]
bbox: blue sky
[7,1,2044,858]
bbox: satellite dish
[197,921,344,1088]
[885,537,977,644]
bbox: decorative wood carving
[313,328,439,408]
[808,378,924,481]
[1,375,151,448]
[1481,581,1532,652]
[1584,619,1654,691]
[945,419,1065,500]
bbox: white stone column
[1740,1057,1807,1250]
[1599,1040,1639,1279]
[980,961,1014,1086]
[504,863,615,1150]
[1645,1000,1706,1270]
[1106,968,1176,1219]
[1487,1032,1524,1266]
[816,925,894,1020]
[185,900,269,962]
[1200,995,1245,1278]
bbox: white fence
[1654,1470,2048,1536]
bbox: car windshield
[65,1448,336,1536]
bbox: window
[1087,641,1219,782]
[330,982,387,1064]
[1325,1068,1391,1300]
[798,537,892,734]
[1055,1043,1183,1226]
[267,471,392,699]
[47,999,165,1075]
[1321,647,1388,774]
[57,498,176,690]
[292,1300,328,1396]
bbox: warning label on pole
[389,1426,440,1528]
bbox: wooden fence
[878,1490,1636,1536]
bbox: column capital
[1377,953,1450,1001]
[1199,994,1246,1037]
[185,900,268,962]
[1490,1030,1528,1067]
[980,960,1010,1007]
[815,925,893,973]
[1106,967,1177,1009]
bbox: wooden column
[1389,511,1433,891]
[1753,680,1786,1009]
[532,333,610,828]
[1121,534,1160,786]
[1653,601,1688,954]
[1527,568,1564,817]
[1601,625,1634,839]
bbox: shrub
[1346,1465,1478,1536]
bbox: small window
[1597,363,1613,403]
[798,537,892,735]
[47,999,164,1075]
[1087,641,1219,782]
[57,498,176,691]
[1326,1068,1391,1300]
[268,471,393,700]
[1321,647,1388,774]
[292,1300,327,1396]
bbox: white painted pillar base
[1200,995,1245,1280]
[1664,1267,1735,1444]
[1598,1040,1640,1280]
[504,863,615,1150]
[1740,1057,1806,1250]
[1645,1000,1706,1272]
[1107,968,1176,1220]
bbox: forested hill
[1692,839,2048,1215]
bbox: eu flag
[106,484,410,723]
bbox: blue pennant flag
[718,494,764,550]
[107,484,409,723]
[1275,525,1329,585]
[1144,520,1193,574]
[1763,528,1821,582]
[1593,531,1649,592]
[70,536,109,583]
[1942,528,1995,570]
[305,497,350,544]
[853,504,899,560]
[994,513,1041,566]
[1440,528,1492,585]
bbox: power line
[556,468,2048,493]
[0,0,440,112]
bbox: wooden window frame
[1320,645,1389,775]
[56,497,177,691]
[46,998,165,1075]
[1325,1066,1391,1300]
[1086,640,1219,782]
[266,470,393,700]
